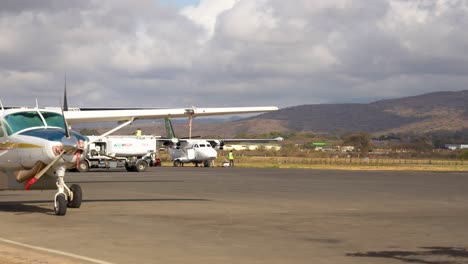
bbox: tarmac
[1,167,468,264]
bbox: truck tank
[78,135,160,173]
[105,136,157,156]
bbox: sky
[0,0,467,109]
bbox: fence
[236,156,467,167]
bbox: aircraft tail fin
[165,117,176,138]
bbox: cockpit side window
[4,111,44,135]
[0,122,4,137]
[2,121,12,135]
[194,144,199,148]
[41,112,65,129]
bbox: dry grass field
[159,153,468,171]
[235,156,468,171]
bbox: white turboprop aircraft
[161,118,283,167]
[0,94,278,215]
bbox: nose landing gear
[53,166,82,216]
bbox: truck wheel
[125,166,135,172]
[135,160,148,172]
[77,161,89,173]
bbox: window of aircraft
[3,111,66,135]
[41,111,65,129]
[4,111,44,134]
[200,144,206,147]
[2,121,12,135]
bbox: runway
[1,167,468,264]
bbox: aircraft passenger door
[187,145,196,160]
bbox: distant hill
[87,90,468,137]
[247,90,468,135]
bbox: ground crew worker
[228,150,234,167]
[135,128,142,138]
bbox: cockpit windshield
[3,111,65,135]
[41,111,66,129]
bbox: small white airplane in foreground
[0,92,278,215]
[161,118,283,167]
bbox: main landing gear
[53,166,82,216]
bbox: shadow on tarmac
[0,198,210,215]
[347,246,468,264]
[83,198,210,202]
[67,180,184,184]
[0,201,53,214]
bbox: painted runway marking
[0,237,114,264]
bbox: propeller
[61,85,85,168]
[60,81,84,153]
[25,150,65,190]
[63,75,68,111]
[24,85,85,190]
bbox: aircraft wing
[215,137,284,143]
[159,138,182,147]
[206,137,284,145]
[64,106,278,124]
[159,137,283,148]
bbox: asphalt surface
[1,167,468,264]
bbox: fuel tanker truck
[76,135,161,173]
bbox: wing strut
[90,118,135,143]
[189,114,193,139]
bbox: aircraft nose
[61,135,86,154]
[196,148,217,160]
[61,135,78,154]
[207,148,217,159]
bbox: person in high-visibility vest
[135,128,142,138]
[228,150,234,167]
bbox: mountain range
[91,90,468,137]
[248,90,468,135]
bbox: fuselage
[0,108,87,171]
[168,139,217,163]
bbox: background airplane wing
[206,137,284,145]
[158,138,188,147]
[215,137,283,143]
[64,106,278,124]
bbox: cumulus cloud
[0,0,467,108]
[181,0,238,37]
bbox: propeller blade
[25,150,65,190]
[63,75,68,111]
[61,76,71,138]
[60,102,71,138]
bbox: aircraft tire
[203,161,210,167]
[173,160,181,167]
[77,161,89,173]
[68,184,82,208]
[55,194,67,216]
[135,160,148,172]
